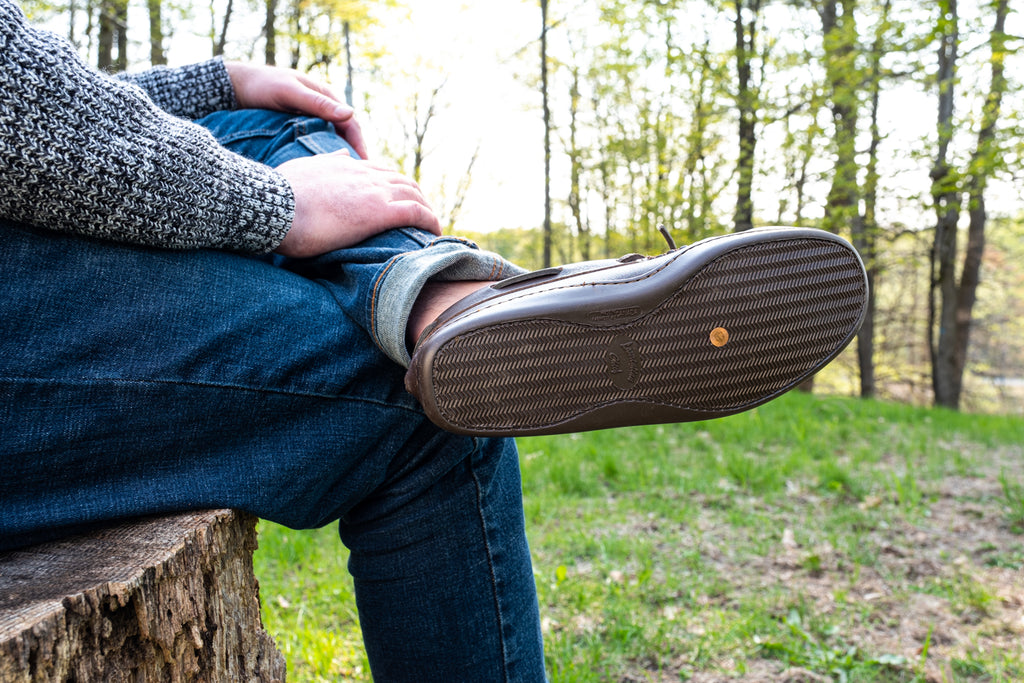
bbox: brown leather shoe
[406,227,868,436]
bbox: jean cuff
[371,237,527,368]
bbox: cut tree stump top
[0,510,285,683]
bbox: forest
[22,0,1024,415]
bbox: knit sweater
[0,0,294,252]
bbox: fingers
[280,84,350,123]
[284,83,369,159]
[275,154,443,257]
[225,61,371,159]
[389,200,443,237]
[287,75,369,158]
[286,74,369,158]
[334,117,368,160]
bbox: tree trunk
[67,0,78,47]
[289,0,302,69]
[343,20,354,106]
[568,64,589,260]
[96,0,115,70]
[444,146,479,234]
[213,0,233,57]
[932,0,1008,410]
[114,0,127,71]
[263,0,277,65]
[147,0,166,65]
[853,0,891,399]
[96,0,129,72]
[682,39,712,241]
[929,0,961,409]
[540,0,553,268]
[410,82,442,185]
[820,0,859,235]
[0,511,284,682]
[800,0,859,394]
[733,0,761,232]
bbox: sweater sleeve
[115,59,237,121]
[0,0,293,253]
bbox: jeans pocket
[265,129,356,166]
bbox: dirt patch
[609,445,1024,681]
[730,450,1019,680]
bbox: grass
[253,392,1024,681]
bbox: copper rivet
[710,327,729,347]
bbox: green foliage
[999,470,1024,534]
[758,607,908,682]
[255,525,370,681]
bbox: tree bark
[0,510,284,682]
[929,0,961,409]
[540,0,553,268]
[343,20,354,106]
[96,0,115,70]
[263,0,277,65]
[853,0,891,399]
[114,0,127,71]
[147,0,166,65]
[931,0,1008,410]
[568,63,589,260]
[213,0,234,57]
[820,0,860,235]
[799,0,859,394]
[97,0,127,71]
[733,0,761,232]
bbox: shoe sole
[416,230,867,436]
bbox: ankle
[407,281,495,350]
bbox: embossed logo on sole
[589,306,641,323]
[605,334,640,390]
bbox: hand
[224,61,368,159]
[274,150,442,258]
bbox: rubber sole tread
[429,237,866,433]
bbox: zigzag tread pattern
[431,239,867,432]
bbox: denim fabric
[197,109,526,366]
[0,110,545,681]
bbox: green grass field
[253,392,1024,681]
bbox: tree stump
[0,510,286,682]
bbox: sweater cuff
[223,163,295,254]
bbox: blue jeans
[0,110,545,681]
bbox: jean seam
[470,444,511,682]
[211,124,288,145]
[0,374,424,409]
[368,255,402,351]
[365,233,481,359]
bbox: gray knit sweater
[0,0,294,252]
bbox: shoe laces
[617,225,678,263]
[658,224,677,251]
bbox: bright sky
[363,0,546,234]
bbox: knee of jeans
[337,430,518,540]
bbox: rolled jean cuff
[371,235,527,368]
